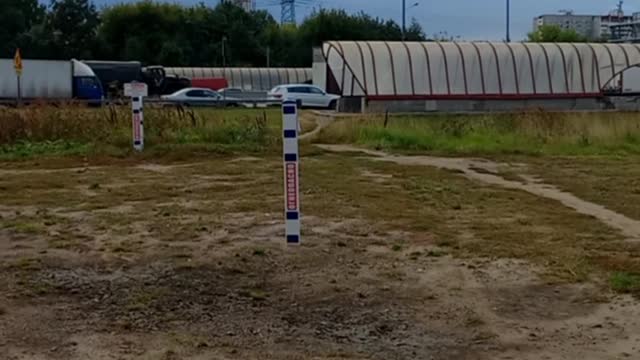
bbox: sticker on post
[132,111,143,147]
[126,82,146,151]
[124,82,148,97]
[286,163,298,211]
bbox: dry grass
[7,106,640,159]
[2,107,640,293]
[0,151,634,289]
[0,105,282,159]
[519,156,640,222]
[299,154,633,284]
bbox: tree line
[527,24,589,43]
[2,0,425,67]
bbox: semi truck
[83,61,191,98]
[0,59,103,104]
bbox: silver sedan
[160,88,241,107]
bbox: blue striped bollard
[282,99,301,245]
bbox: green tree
[263,23,304,67]
[98,1,186,63]
[527,24,588,42]
[294,9,426,65]
[405,19,426,41]
[158,41,186,66]
[14,0,427,66]
[45,0,100,59]
[98,1,272,66]
[0,0,46,57]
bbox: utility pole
[222,36,227,67]
[506,0,511,42]
[402,2,419,40]
[267,46,271,67]
[402,0,406,40]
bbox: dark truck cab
[83,61,190,98]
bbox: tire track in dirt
[299,111,335,141]
[318,144,640,241]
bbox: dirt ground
[1,148,640,359]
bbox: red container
[191,78,229,91]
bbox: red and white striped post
[124,82,148,152]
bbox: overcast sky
[93,0,640,41]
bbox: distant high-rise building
[534,4,631,42]
[610,13,640,43]
[533,12,632,41]
[228,0,255,11]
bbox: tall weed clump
[315,110,640,156]
[0,104,280,158]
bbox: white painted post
[131,96,144,151]
[282,99,301,245]
[124,83,148,152]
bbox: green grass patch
[252,249,267,256]
[3,221,44,234]
[609,272,640,294]
[0,140,90,159]
[314,112,640,156]
[426,249,447,257]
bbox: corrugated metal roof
[323,41,640,99]
[165,67,313,91]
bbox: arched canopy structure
[322,41,640,99]
[165,67,312,91]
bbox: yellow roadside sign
[14,48,23,76]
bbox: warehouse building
[317,41,640,112]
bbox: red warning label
[286,163,298,211]
[133,113,142,142]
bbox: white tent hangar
[165,67,312,91]
[321,41,640,111]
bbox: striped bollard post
[131,96,144,151]
[124,82,148,152]
[283,99,301,245]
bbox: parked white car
[267,84,340,109]
[218,87,244,97]
[161,87,240,106]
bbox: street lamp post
[402,1,419,40]
[506,0,511,42]
[402,0,406,40]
